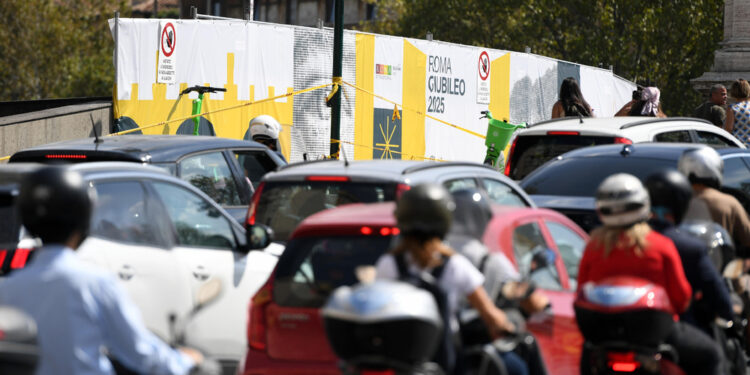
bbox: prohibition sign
[161,22,176,57]
[478,51,490,81]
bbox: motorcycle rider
[375,183,527,375]
[577,173,721,375]
[445,188,548,375]
[0,166,202,375]
[247,114,286,162]
[644,169,735,333]
[678,146,750,255]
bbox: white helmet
[249,115,281,140]
[677,147,723,188]
[596,173,650,227]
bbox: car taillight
[306,176,350,182]
[360,226,399,236]
[10,248,31,269]
[361,226,373,235]
[395,183,411,199]
[607,352,640,372]
[614,137,633,144]
[248,281,272,351]
[0,249,7,267]
[44,154,87,159]
[246,182,265,226]
[546,131,580,136]
[504,136,519,176]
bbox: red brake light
[392,227,400,236]
[246,182,265,226]
[504,137,519,176]
[380,227,391,236]
[546,131,580,136]
[607,352,640,372]
[361,226,373,235]
[0,250,6,267]
[614,137,633,144]
[10,248,31,269]
[396,183,411,199]
[305,176,350,182]
[248,281,272,351]
[44,154,87,159]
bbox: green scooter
[481,111,526,171]
[180,85,227,135]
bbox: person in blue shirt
[0,166,202,375]
[645,169,735,331]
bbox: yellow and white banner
[110,19,635,163]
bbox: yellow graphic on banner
[354,34,375,160]
[375,117,399,159]
[489,53,512,157]
[113,53,294,160]
[402,41,426,160]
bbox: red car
[241,203,588,374]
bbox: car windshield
[509,135,617,180]
[255,181,396,242]
[521,156,676,197]
[272,235,394,308]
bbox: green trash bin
[482,111,525,170]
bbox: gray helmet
[677,147,723,188]
[394,183,455,238]
[595,173,650,227]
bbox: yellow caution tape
[325,76,343,104]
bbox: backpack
[394,252,456,374]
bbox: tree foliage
[363,0,724,116]
[0,0,129,100]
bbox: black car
[520,143,750,232]
[9,135,286,222]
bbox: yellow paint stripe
[354,34,375,160]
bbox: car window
[722,157,750,212]
[255,182,396,242]
[444,178,477,192]
[90,181,166,247]
[481,178,528,207]
[522,157,676,197]
[0,191,19,246]
[512,222,562,290]
[178,152,242,206]
[273,236,393,308]
[151,181,236,250]
[508,135,617,180]
[653,131,691,143]
[695,131,735,147]
[545,221,586,290]
[234,150,278,190]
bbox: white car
[505,116,745,180]
[0,162,281,374]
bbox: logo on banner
[477,51,490,104]
[373,108,402,159]
[375,63,401,80]
[157,21,177,84]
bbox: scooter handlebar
[180,86,227,96]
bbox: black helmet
[394,183,455,239]
[645,169,693,225]
[18,167,95,244]
[449,188,493,240]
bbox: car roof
[289,202,397,238]
[0,162,170,186]
[265,159,499,182]
[11,135,268,163]
[550,142,709,160]
[518,116,719,138]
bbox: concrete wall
[0,101,113,162]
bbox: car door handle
[192,265,210,281]
[118,264,134,281]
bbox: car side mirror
[245,224,274,251]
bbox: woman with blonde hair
[576,174,721,375]
[724,78,750,147]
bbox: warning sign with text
[157,21,177,84]
[476,50,490,104]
